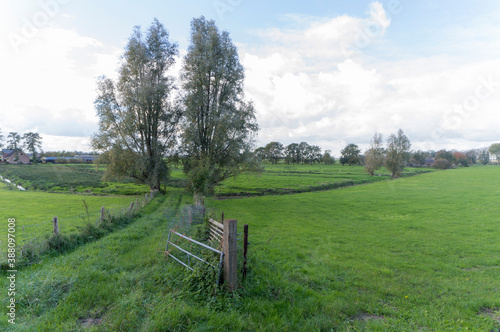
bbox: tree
[364,132,384,175]
[264,142,284,164]
[91,19,179,191]
[322,150,335,165]
[285,143,300,164]
[411,150,426,167]
[435,150,453,162]
[7,132,21,150]
[434,158,452,169]
[452,152,469,167]
[478,149,490,165]
[385,129,411,177]
[465,150,477,165]
[340,144,361,166]
[180,17,258,205]
[489,143,500,165]
[0,128,3,149]
[23,132,43,165]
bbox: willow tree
[364,132,384,175]
[180,17,258,205]
[385,129,411,178]
[91,19,179,191]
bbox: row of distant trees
[0,129,43,164]
[255,130,500,177]
[254,141,334,165]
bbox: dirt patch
[356,313,385,322]
[79,317,103,327]
[479,307,500,323]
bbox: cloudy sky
[1,0,500,155]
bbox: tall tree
[489,143,500,165]
[264,142,284,164]
[7,132,21,150]
[0,128,4,149]
[364,132,384,175]
[285,143,300,164]
[23,132,43,165]
[385,129,411,177]
[180,17,258,205]
[322,150,335,165]
[340,143,361,166]
[478,148,490,165]
[91,19,179,191]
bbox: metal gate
[165,229,224,284]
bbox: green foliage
[479,148,490,165]
[92,19,179,190]
[22,132,42,165]
[489,143,500,165]
[340,143,361,166]
[385,129,411,177]
[180,16,258,203]
[434,158,452,169]
[364,132,385,175]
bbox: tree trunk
[193,192,204,206]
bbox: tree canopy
[340,144,361,166]
[385,129,411,177]
[180,16,258,205]
[91,19,179,191]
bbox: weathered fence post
[52,217,59,236]
[243,224,248,280]
[128,202,134,213]
[100,206,105,222]
[223,219,237,291]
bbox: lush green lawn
[1,166,499,330]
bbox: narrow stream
[0,175,26,190]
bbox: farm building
[1,149,31,164]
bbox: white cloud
[242,2,500,155]
[0,25,121,151]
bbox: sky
[1,0,500,155]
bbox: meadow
[0,166,499,330]
[0,181,140,255]
[0,164,151,195]
[216,164,431,197]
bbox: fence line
[0,193,154,262]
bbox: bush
[434,158,452,169]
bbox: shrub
[434,158,452,169]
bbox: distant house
[1,149,31,164]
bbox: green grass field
[0,181,140,253]
[1,166,499,330]
[216,164,431,196]
[0,164,151,195]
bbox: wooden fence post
[243,224,248,280]
[128,202,134,213]
[223,219,237,291]
[53,217,59,236]
[100,206,105,222]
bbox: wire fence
[0,194,153,263]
